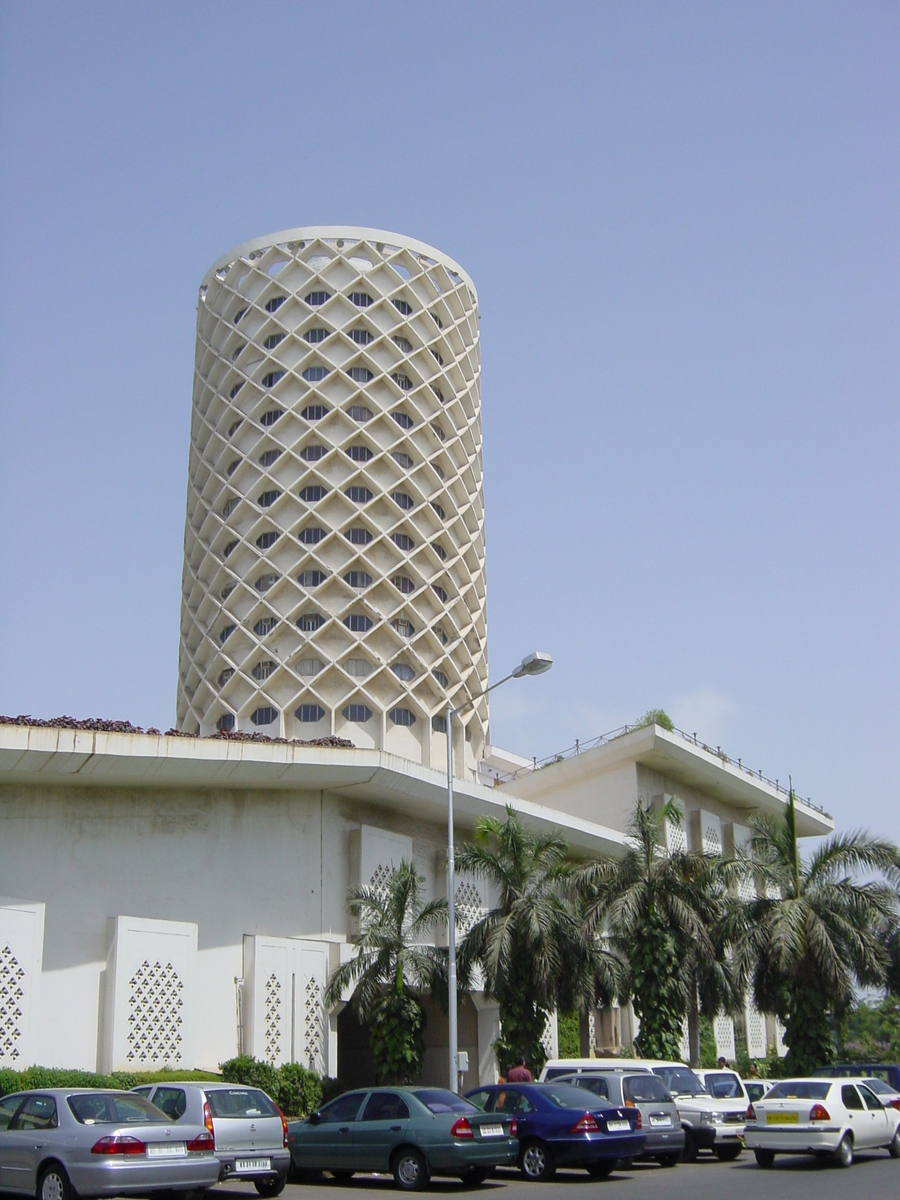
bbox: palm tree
[456,806,615,1073]
[573,799,733,1065]
[730,789,900,1075]
[324,860,447,1083]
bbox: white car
[745,1076,900,1167]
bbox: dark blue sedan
[466,1083,645,1180]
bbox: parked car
[0,1088,220,1200]
[648,1063,746,1161]
[132,1081,290,1195]
[861,1078,900,1111]
[554,1071,685,1166]
[694,1069,749,1103]
[813,1063,900,1092]
[745,1076,900,1167]
[539,1058,652,1081]
[744,1080,774,1104]
[287,1087,517,1190]
[466,1081,645,1180]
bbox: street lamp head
[512,650,554,678]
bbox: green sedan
[287,1087,518,1190]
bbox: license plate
[235,1158,271,1172]
[649,1117,671,1127]
[606,1121,630,1132]
[766,1113,798,1125]
[480,1125,504,1138]
[147,1143,186,1158]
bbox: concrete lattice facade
[177,227,487,769]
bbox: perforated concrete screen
[177,227,487,770]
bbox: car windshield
[704,1072,743,1099]
[652,1069,708,1097]
[68,1094,171,1124]
[765,1082,831,1100]
[413,1089,477,1114]
[623,1075,671,1103]
[542,1084,598,1108]
[863,1079,895,1097]
[206,1089,278,1118]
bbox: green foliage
[632,709,675,732]
[492,976,550,1075]
[842,995,900,1060]
[698,1016,718,1068]
[557,1011,580,1059]
[219,1056,322,1116]
[0,1067,221,1098]
[368,989,426,1085]
[781,981,835,1076]
[629,918,685,1060]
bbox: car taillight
[891,1099,900,1111]
[510,1118,517,1137]
[624,1099,636,1108]
[571,1114,600,1133]
[809,1104,830,1122]
[634,1110,642,1130]
[746,1104,756,1120]
[186,1132,215,1153]
[91,1135,146,1156]
[451,1117,474,1139]
[277,1104,288,1148]
[203,1099,215,1142]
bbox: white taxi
[745,1076,900,1168]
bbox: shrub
[556,1011,580,1059]
[0,1067,221,1097]
[219,1056,323,1117]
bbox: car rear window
[653,1068,707,1097]
[542,1068,572,1080]
[704,1072,743,1099]
[864,1078,896,1097]
[68,1093,171,1124]
[206,1088,278,1118]
[765,1082,831,1100]
[623,1075,670,1103]
[543,1084,597,1108]
[413,1089,477,1114]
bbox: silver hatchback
[133,1082,290,1196]
[556,1072,685,1166]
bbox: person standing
[506,1055,534,1083]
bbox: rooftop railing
[483,723,831,819]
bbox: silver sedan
[0,1089,221,1200]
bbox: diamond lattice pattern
[303,976,323,1070]
[177,229,487,767]
[264,973,282,1063]
[126,960,184,1065]
[0,945,25,1063]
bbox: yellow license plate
[766,1112,799,1125]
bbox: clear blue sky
[1,2,897,842]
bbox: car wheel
[586,1160,615,1178]
[520,1139,556,1181]
[889,1126,900,1159]
[255,1179,287,1197]
[330,1171,355,1183]
[754,1149,775,1169]
[460,1168,489,1186]
[657,1153,680,1168]
[834,1135,853,1168]
[715,1145,742,1162]
[392,1148,429,1191]
[38,1163,71,1200]
[681,1131,698,1163]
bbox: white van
[539,1058,654,1080]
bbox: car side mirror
[308,1112,321,1124]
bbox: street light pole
[446,650,553,1092]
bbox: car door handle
[390,1126,401,1132]
[338,1127,350,1134]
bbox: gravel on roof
[0,714,354,749]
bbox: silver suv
[649,1065,746,1162]
[133,1082,290,1195]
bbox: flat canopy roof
[499,724,833,838]
[0,724,630,859]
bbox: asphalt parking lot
[209,1152,899,1200]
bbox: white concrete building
[178,228,487,772]
[0,719,831,1079]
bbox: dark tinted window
[413,1090,477,1115]
[205,1088,278,1119]
[68,1094,170,1124]
[319,1093,365,1122]
[495,1090,533,1113]
[0,1096,23,1130]
[842,1085,864,1111]
[623,1075,670,1103]
[149,1088,187,1120]
[11,1095,57,1130]
[859,1085,883,1111]
[766,1082,831,1100]
[573,1077,609,1099]
[704,1072,743,1099]
[543,1084,598,1108]
[652,1068,707,1097]
[361,1092,410,1121]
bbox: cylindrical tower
[177,227,487,773]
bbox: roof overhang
[499,724,833,838]
[0,725,630,859]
